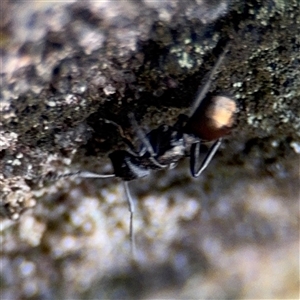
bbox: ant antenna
[43,170,115,181]
[190,43,230,117]
[100,118,137,153]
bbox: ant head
[184,94,237,141]
[109,150,151,181]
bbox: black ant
[44,44,237,256]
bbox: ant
[45,43,237,256]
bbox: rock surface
[1,0,299,299]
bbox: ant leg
[123,181,136,258]
[190,141,201,177]
[190,138,222,177]
[128,113,168,169]
[190,44,230,117]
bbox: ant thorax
[143,124,186,166]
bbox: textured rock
[1,0,299,299]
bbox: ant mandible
[47,43,237,255]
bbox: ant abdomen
[185,95,237,141]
